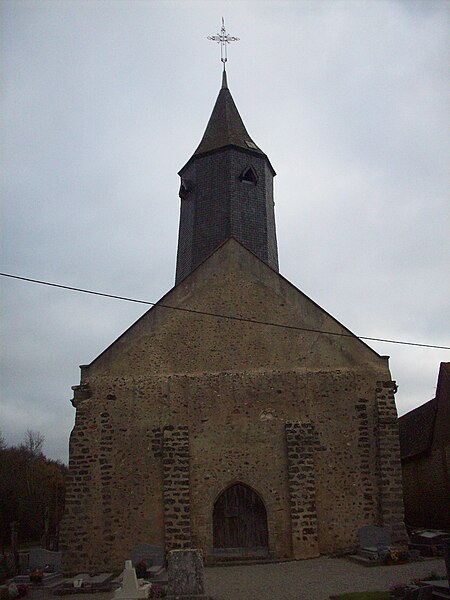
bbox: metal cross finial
[207,17,239,69]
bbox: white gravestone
[114,560,151,599]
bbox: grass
[331,593,389,600]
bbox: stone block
[167,549,205,599]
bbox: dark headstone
[130,544,164,568]
[358,525,391,549]
[29,548,61,572]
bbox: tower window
[239,166,258,185]
[245,140,259,150]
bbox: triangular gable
[87,238,386,377]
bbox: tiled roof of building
[399,398,437,460]
[192,70,266,158]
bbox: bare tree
[23,430,44,457]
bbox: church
[60,66,406,573]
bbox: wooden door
[213,483,268,549]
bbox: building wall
[60,241,405,572]
[402,451,449,529]
[401,367,450,530]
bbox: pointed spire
[221,68,228,89]
[191,73,265,159]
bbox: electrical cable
[1,272,449,350]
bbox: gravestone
[167,549,209,600]
[114,560,151,599]
[349,525,394,566]
[131,544,164,568]
[29,548,62,572]
[358,525,391,549]
[130,544,166,581]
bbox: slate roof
[192,70,266,159]
[398,397,437,461]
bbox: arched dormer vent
[179,179,193,200]
[239,166,258,185]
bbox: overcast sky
[1,0,449,463]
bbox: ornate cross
[208,18,239,68]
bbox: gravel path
[205,557,445,600]
[27,557,445,600]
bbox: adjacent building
[399,362,450,530]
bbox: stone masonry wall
[60,242,402,571]
[98,410,115,555]
[162,425,192,551]
[61,368,400,572]
[60,388,97,573]
[285,421,320,559]
[376,381,408,544]
[355,397,378,523]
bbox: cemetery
[1,533,448,599]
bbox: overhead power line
[1,272,449,350]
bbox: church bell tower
[175,69,279,284]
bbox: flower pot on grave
[29,571,43,584]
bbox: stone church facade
[60,71,406,573]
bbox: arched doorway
[213,483,268,553]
